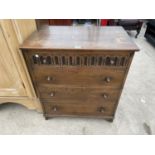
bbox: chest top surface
[20,26,139,51]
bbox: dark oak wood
[49,19,73,26]
[21,26,139,121]
[38,85,120,103]
[33,67,126,88]
[35,20,73,30]
[43,102,115,117]
[20,26,139,51]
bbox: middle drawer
[38,85,120,104]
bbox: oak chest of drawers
[21,26,139,121]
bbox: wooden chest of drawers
[21,26,139,121]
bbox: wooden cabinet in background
[0,27,26,97]
[0,19,42,111]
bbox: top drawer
[27,50,131,68]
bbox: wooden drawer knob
[52,106,57,112]
[50,92,55,97]
[110,59,115,65]
[99,107,105,113]
[105,77,111,83]
[43,59,47,64]
[35,54,39,58]
[46,76,53,81]
[102,93,108,99]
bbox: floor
[0,25,155,135]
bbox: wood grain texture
[38,85,120,103]
[43,102,115,117]
[12,19,37,43]
[11,19,37,98]
[33,67,125,88]
[0,21,26,96]
[20,26,139,51]
[26,50,131,69]
[0,19,42,111]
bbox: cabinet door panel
[0,26,26,96]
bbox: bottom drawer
[43,102,115,117]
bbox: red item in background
[101,19,108,26]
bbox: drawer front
[43,102,115,117]
[34,67,125,88]
[27,50,131,68]
[38,85,120,103]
